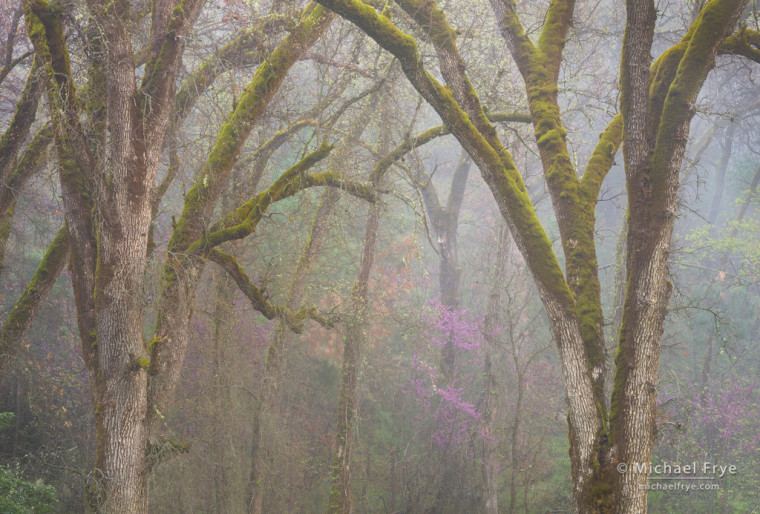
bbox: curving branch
[190,144,376,252]
[720,27,760,63]
[0,124,52,216]
[580,113,623,202]
[0,226,69,375]
[148,3,337,429]
[0,124,53,275]
[0,58,42,185]
[207,249,332,333]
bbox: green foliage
[0,466,58,513]
[686,218,760,280]
[0,412,13,430]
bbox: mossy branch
[203,142,335,239]
[395,0,503,149]
[0,226,69,374]
[137,0,205,137]
[168,13,291,138]
[24,0,96,178]
[651,0,746,200]
[24,3,98,363]
[222,78,394,199]
[190,143,377,252]
[146,437,191,469]
[231,118,318,189]
[0,124,53,217]
[370,113,528,184]
[207,249,332,333]
[0,57,42,185]
[490,0,538,74]
[580,114,623,202]
[719,27,760,63]
[152,15,294,231]
[149,7,335,419]
[0,50,34,85]
[24,0,100,237]
[0,124,53,274]
[536,0,575,78]
[167,4,334,256]
[315,0,575,311]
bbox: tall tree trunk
[248,189,340,514]
[480,224,509,514]
[611,1,747,511]
[417,149,470,392]
[26,0,203,510]
[210,262,247,513]
[509,369,525,513]
[249,68,380,511]
[327,190,379,514]
[325,86,390,513]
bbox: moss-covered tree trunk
[16,2,362,511]
[314,0,754,511]
[24,0,203,510]
[415,147,474,509]
[210,181,250,514]
[610,1,748,511]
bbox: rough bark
[611,1,748,511]
[25,0,203,510]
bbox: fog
[1,0,759,512]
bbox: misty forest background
[1,0,759,512]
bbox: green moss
[536,0,574,67]
[147,336,162,354]
[650,0,743,202]
[0,227,69,359]
[167,5,333,259]
[536,126,567,148]
[581,114,623,200]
